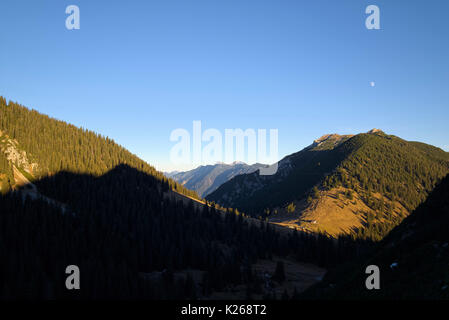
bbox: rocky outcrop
[0,130,38,175]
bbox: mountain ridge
[207,129,449,239]
[167,162,267,197]
[0,96,199,199]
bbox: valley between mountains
[1,96,449,299]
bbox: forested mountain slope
[0,164,365,299]
[0,96,197,199]
[304,173,449,299]
[0,165,288,299]
[207,133,354,211]
[207,130,449,240]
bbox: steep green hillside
[0,96,197,199]
[206,134,354,211]
[304,173,449,299]
[324,131,449,212]
[0,166,287,299]
[207,130,449,240]
[322,132,449,239]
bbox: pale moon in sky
[370,81,376,87]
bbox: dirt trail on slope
[13,165,36,190]
[13,165,68,213]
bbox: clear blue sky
[1,0,448,172]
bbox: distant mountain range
[165,162,267,197]
[206,129,449,239]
